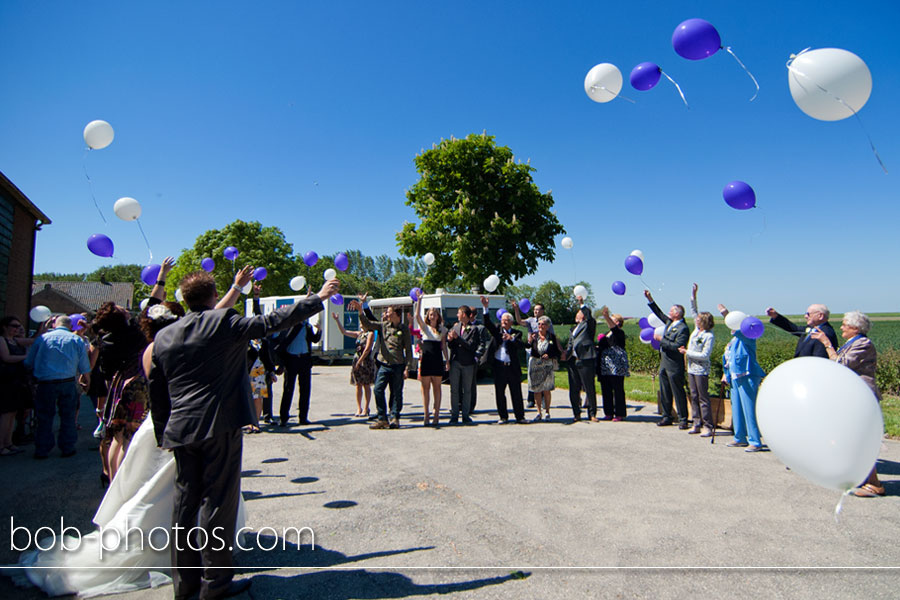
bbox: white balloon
[654,325,665,338]
[422,252,435,266]
[647,313,664,329]
[483,274,500,293]
[289,276,306,291]
[584,63,623,103]
[175,288,184,303]
[241,281,252,295]
[757,357,883,491]
[29,305,51,322]
[573,285,588,299]
[83,120,115,149]
[788,48,872,121]
[724,311,748,331]
[561,236,574,249]
[113,197,141,221]
[630,249,644,261]
[323,268,337,281]
[139,298,149,311]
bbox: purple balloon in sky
[253,267,267,281]
[740,316,765,339]
[723,181,756,210]
[518,298,531,313]
[303,251,319,267]
[672,18,721,60]
[330,293,344,305]
[611,281,626,295]
[224,246,239,261]
[87,233,114,258]
[624,255,644,276]
[334,252,349,272]
[141,264,161,286]
[630,62,662,90]
[201,257,215,272]
[409,287,422,301]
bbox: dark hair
[139,301,186,341]
[533,303,545,312]
[1,316,23,333]
[458,305,471,317]
[180,271,217,309]
[93,302,129,333]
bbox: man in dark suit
[766,304,838,358]
[148,270,338,600]
[645,290,691,428]
[272,296,321,426]
[480,296,526,424]
[447,305,486,424]
[564,302,597,422]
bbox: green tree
[166,220,298,312]
[396,133,565,292]
[531,280,596,325]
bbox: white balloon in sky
[83,120,115,149]
[724,310,748,331]
[423,252,435,266]
[561,237,574,249]
[573,285,588,299]
[483,274,500,293]
[113,197,141,221]
[323,268,337,281]
[630,249,644,261]
[788,48,872,121]
[584,63,623,103]
[290,276,306,291]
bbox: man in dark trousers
[766,303,838,358]
[480,296,526,424]
[564,301,597,422]
[645,290,691,428]
[272,289,322,426]
[446,304,486,424]
[148,269,338,600]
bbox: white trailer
[246,295,359,361]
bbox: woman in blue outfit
[718,304,766,452]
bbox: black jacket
[483,310,524,370]
[770,314,838,358]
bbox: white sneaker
[93,421,106,439]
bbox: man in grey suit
[564,300,597,422]
[645,290,690,428]
[148,270,339,600]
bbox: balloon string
[833,488,853,523]
[136,219,153,263]
[749,205,767,245]
[570,249,578,282]
[723,46,760,102]
[589,85,636,104]
[660,70,689,108]
[786,62,888,174]
[83,149,108,224]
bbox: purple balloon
[87,233,114,258]
[253,267,267,281]
[201,257,215,272]
[141,264,161,286]
[672,18,721,60]
[496,308,508,320]
[723,180,756,210]
[630,62,662,91]
[518,298,531,313]
[224,246,239,261]
[69,314,85,331]
[640,327,655,342]
[651,338,661,350]
[740,316,765,339]
[624,255,644,276]
[330,293,344,305]
[611,280,626,295]
[334,252,349,272]
[638,317,651,329]
[303,251,319,267]
[409,287,422,301]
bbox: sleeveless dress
[418,325,446,377]
[1,337,32,413]
[350,331,375,386]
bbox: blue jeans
[730,376,761,447]
[373,363,405,421]
[34,381,80,456]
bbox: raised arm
[215,265,254,310]
[599,305,617,331]
[690,283,699,319]
[331,312,358,338]
[644,289,668,324]
[150,256,176,302]
[510,300,529,327]
[414,293,427,331]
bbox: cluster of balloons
[637,313,665,350]
[622,249,644,278]
[723,310,765,339]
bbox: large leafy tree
[396,133,564,292]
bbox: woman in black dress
[414,293,448,426]
[0,316,37,455]
[596,306,629,421]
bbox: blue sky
[2,1,898,316]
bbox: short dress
[105,360,149,441]
[350,331,376,386]
[418,325,447,377]
[528,337,557,392]
[249,358,268,400]
[1,337,32,413]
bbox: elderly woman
[596,306,629,421]
[811,310,885,497]
[529,316,561,422]
[679,284,716,436]
[718,304,766,452]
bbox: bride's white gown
[17,418,247,598]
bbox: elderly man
[481,296,526,424]
[149,270,338,600]
[25,315,91,459]
[766,304,838,358]
[645,290,690,428]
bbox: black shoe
[657,418,673,427]
[215,579,252,599]
[516,418,527,424]
[61,450,76,458]
[462,418,474,425]
[279,420,289,427]
[33,454,48,460]
[678,421,690,430]
[298,419,311,425]
[448,417,459,425]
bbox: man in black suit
[766,304,838,358]
[645,290,691,428]
[148,270,338,600]
[480,296,526,424]
[272,297,321,426]
[564,302,597,422]
[446,305,486,424]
